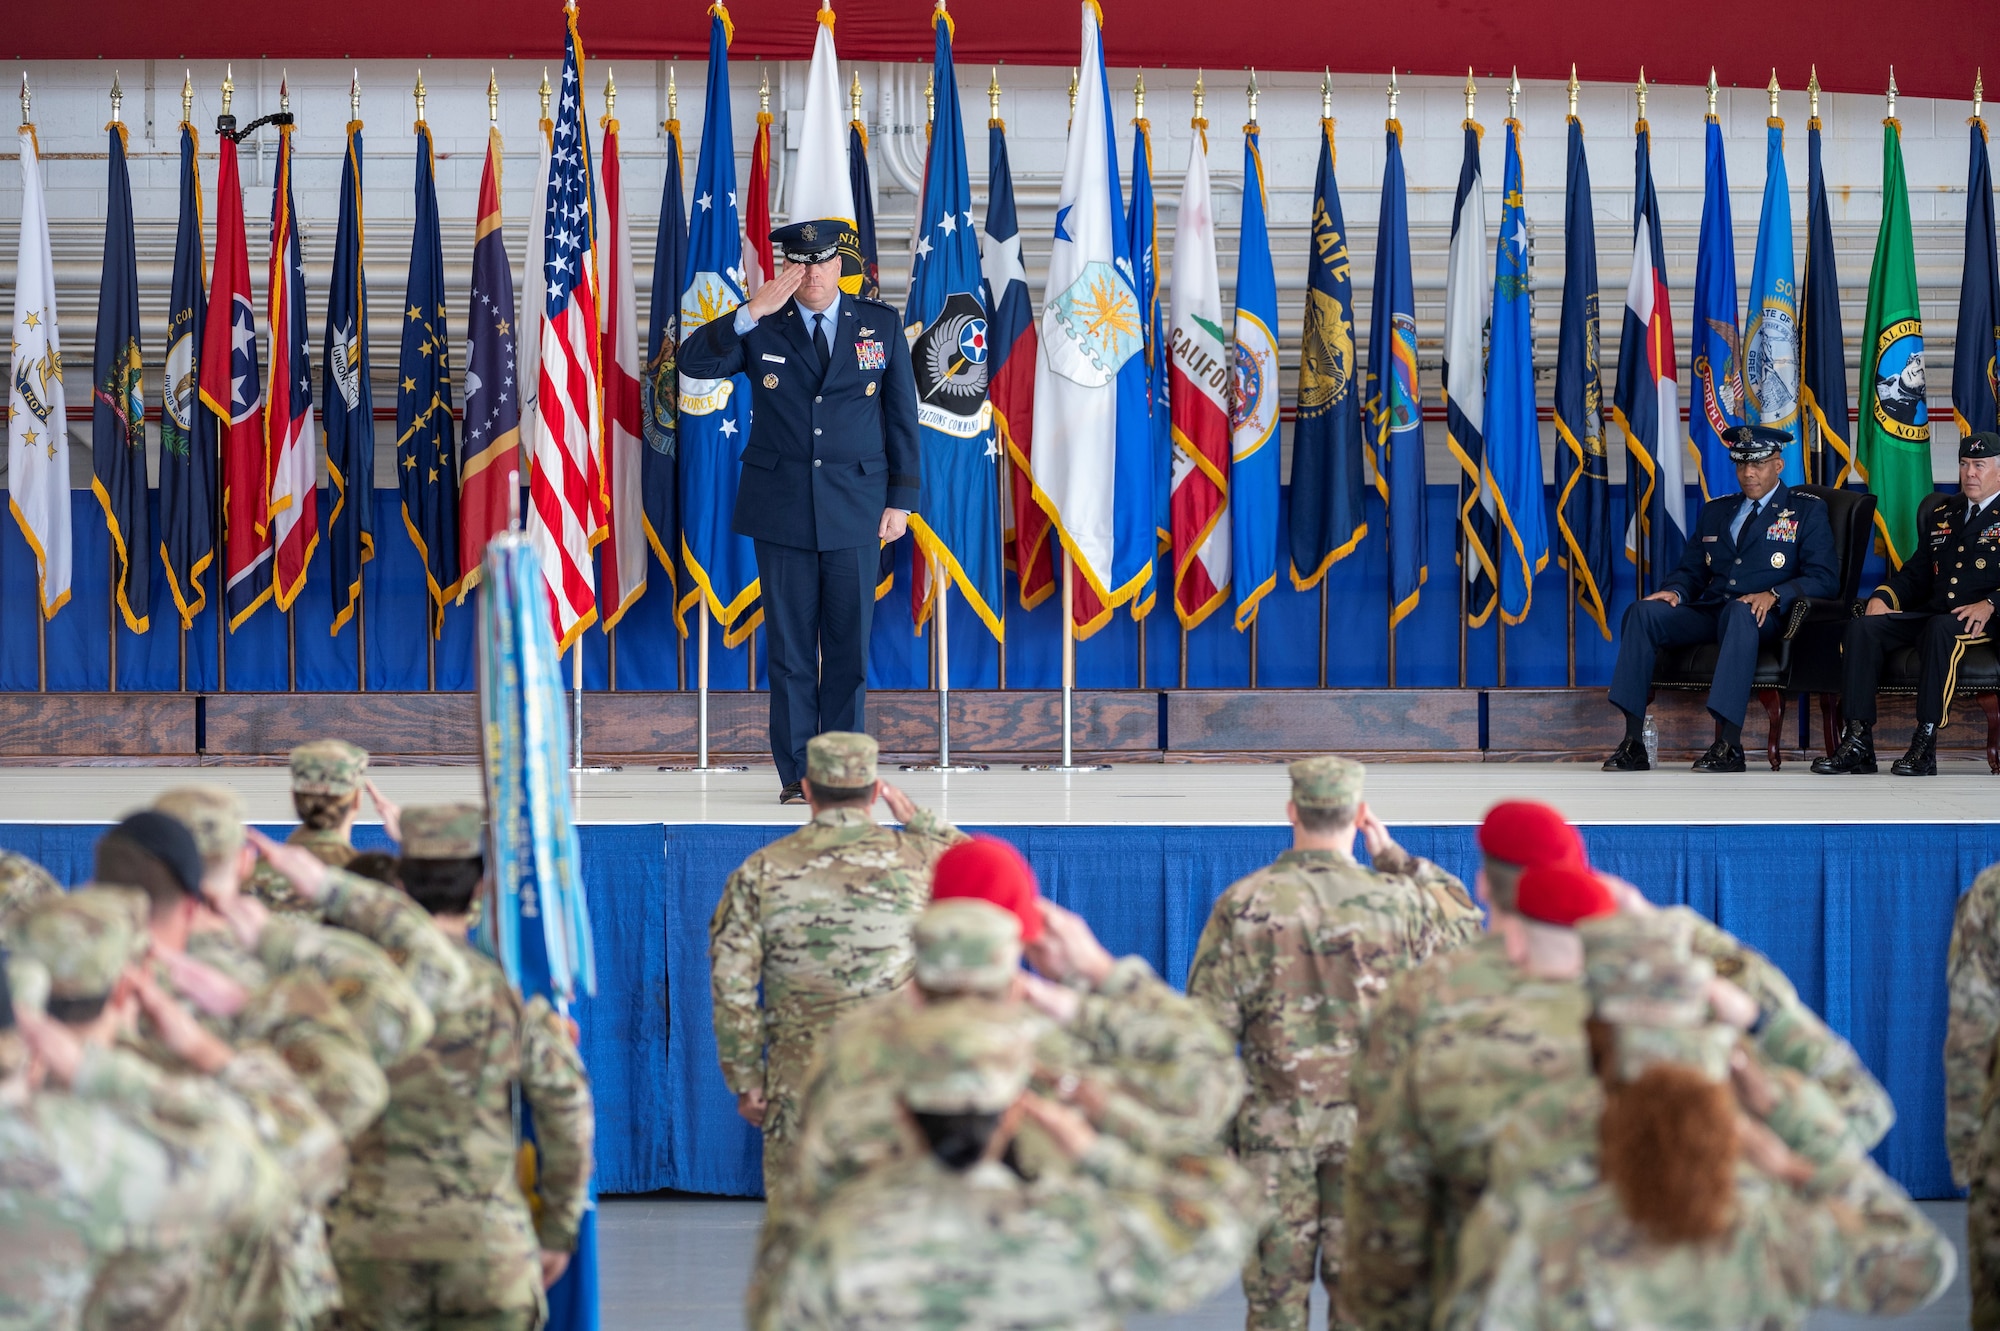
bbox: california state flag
[1168,121,1228,627]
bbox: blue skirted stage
[3,790,1992,1203]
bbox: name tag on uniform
[856,340,887,371]
[761,353,787,363]
[1764,511,1799,543]
[1702,535,1718,542]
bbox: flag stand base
[661,599,749,773]
[1022,550,1109,774]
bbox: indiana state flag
[1484,117,1547,625]
[1746,113,1801,483]
[1290,115,1367,592]
[1028,0,1154,634]
[1229,123,1280,631]
[677,2,761,645]
[397,122,461,635]
[905,7,1002,640]
[1690,115,1744,499]
[325,117,374,633]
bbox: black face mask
[0,948,14,1034]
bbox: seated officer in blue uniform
[1603,425,1837,772]
[1813,430,2000,777]
[680,220,920,803]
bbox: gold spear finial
[539,67,551,121]
[1635,67,1647,122]
[850,68,863,122]
[1887,65,1898,119]
[925,69,935,124]
[182,69,193,123]
[488,69,499,123]
[1464,68,1477,122]
[757,67,768,116]
[1388,68,1400,121]
[279,71,289,115]
[988,67,1001,121]
[413,68,426,123]
[1808,65,1820,119]
[1135,71,1145,121]
[606,67,618,119]
[1068,68,1078,117]
[1193,69,1205,123]
[1247,67,1259,126]
[667,65,678,123]
[1767,68,1780,118]
[110,71,124,123]
[221,64,234,117]
[1567,63,1579,118]
[1508,66,1520,120]
[1705,66,1718,117]
[1320,67,1331,120]
[1978,70,1986,121]
[351,69,361,121]
[16,72,25,127]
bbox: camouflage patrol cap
[7,888,148,1002]
[898,1004,1036,1113]
[3,954,49,1019]
[1289,755,1363,811]
[1609,1022,1737,1084]
[1580,912,1715,1029]
[290,740,369,797]
[806,732,878,788]
[0,850,61,931]
[913,899,1022,995]
[153,784,248,869]
[399,804,485,860]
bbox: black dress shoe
[1691,740,1746,773]
[1601,737,1650,772]
[1891,723,1939,777]
[779,781,806,805]
[1811,721,1877,775]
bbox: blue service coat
[680,294,921,552]
[1658,483,1839,608]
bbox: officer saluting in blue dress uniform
[680,220,921,803]
[1814,430,2000,777]
[1602,424,1838,773]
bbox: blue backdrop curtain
[3,817,1986,1201]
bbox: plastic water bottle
[1641,714,1659,767]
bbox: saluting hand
[740,264,804,323]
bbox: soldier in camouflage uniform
[255,806,593,1331]
[5,890,299,1331]
[1948,860,2000,1326]
[1443,902,1901,1330]
[1186,756,1479,1331]
[248,740,382,916]
[155,783,436,1082]
[773,1001,1264,1330]
[1472,904,1953,1329]
[0,848,60,928]
[709,731,963,1199]
[1342,801,1596,1331]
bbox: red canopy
[10,0,1989,102]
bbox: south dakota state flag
[1229,124,1280,631]
[905,6,1002,640]
[1027,0,1155,634]
[1689,115,1743,499]
[1289,115,1367,591]
[677,2,761,645]
[1484,117,1547,625]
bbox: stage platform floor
[2,757,1994,827]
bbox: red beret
[1514,863,1617,927]
[1477,801,1587,871]
[930,837,1043,943]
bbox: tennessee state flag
[266,105,318,612]
[201,129,273,631]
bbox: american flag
[530,3,606,653]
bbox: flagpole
[1024,548,1108,773]
[107,567,118,693]
[902,575,987,773]
[663,598,746,773]
[1566,561,1576,687]
[1319,582,1329,688]
[356,578,367,691]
